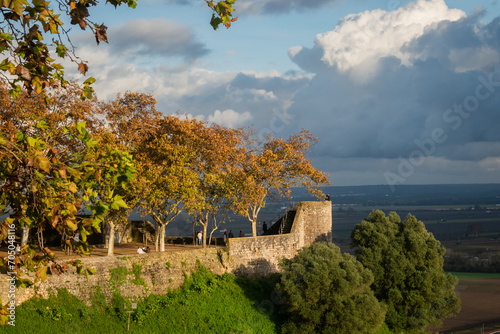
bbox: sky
[65,0,500,188]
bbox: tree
[185,122,245,248]
[95,91,161,253]
[0,119,134,274]
[82,142,136,256]
[278,242,386,334]
[351,210,461,333]
[0,82,137,256]
[233,130,330,237]
[132,115,203,252]
[0,0,238,97]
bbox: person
[137,247,145,254]
[197,230,203,245]
[145,246,150,253]
[74,232,80,243]
[228,230,234,238]
[239,230,244,238]
[325,194,331,201]
[262,221,267,234]
[223,231,227,244]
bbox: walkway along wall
[0,201,332,304]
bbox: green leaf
[35,156,51,173]
[76,264,84,275]
[110,196,128,210]
[15,132,25,141]
[37,266,48,282]
[9,0,29,16]
[66,220,78,231]
[76,121,86,135]
[83,77,96,85]
[35,120,48,130]
[27,137,37,147]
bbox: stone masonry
[0,201,332,304]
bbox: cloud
[206,109,253,128]
[236,0,340,15]
[66,0,500,186]
[284,0,500,165]
[75,18,209,63]
[292,0,465,79]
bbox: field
[437,277,500,334]
[329,203,500,334]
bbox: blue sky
[68,0,500,188]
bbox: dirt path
[0,242,223,261]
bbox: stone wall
[0,201,331,304]
[227,201,332,277]
[1,248,229,305]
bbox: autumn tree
[184,122,245,248]
[278,242,386,334]
[132,115,204,252]
[0,0,238,97]
[233,130,330,237]
[0,118,134,276]
[94,92,161,253]
[0,82,140,256]
[351,210,461,333]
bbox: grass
[1,266,281,334]
[448,272,500,279]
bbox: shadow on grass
[233,257,287,333]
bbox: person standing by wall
[197,230,203,245]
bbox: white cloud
[207,109,253,128]
[295,0,465,80]
[63,1,500,186]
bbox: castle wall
[227,201,332,278]
[0,201,332,305]
[0,248,228,305]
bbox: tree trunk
[202,223,208,248]
[159,224,166,252]
[21,226,29,246]
[154,224,160,252]
[208,229,215,248]
[107,221,115,256]
[251,218,257,237]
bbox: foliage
[233,130,330,236]
[130,263,146,287]
[278,242,386,334]
[351,210,461,333]
[0,118,133,281]
[184,122,246,247]
[132,115,205,251]
[444,252,500,273]
[0,0,137,98]
[108,266,128,288]
[1,266,279,333]
[0,0,239,98]
[206,0,238,30]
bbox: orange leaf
[78,62,88,75]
